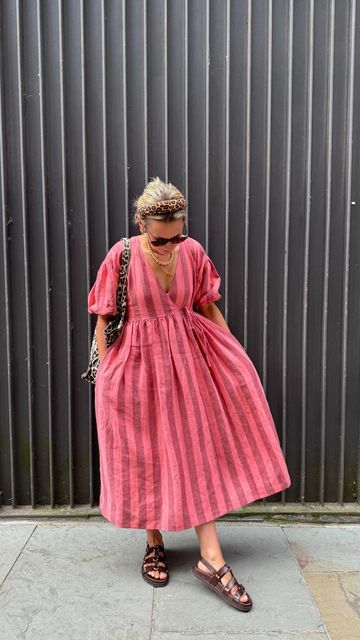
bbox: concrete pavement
[0,519,359,639]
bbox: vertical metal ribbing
[262,0,272,396]
[164,0,168,183]
[101,0,109,252]
[261,0,272,506]
[184,0,188,201]
[205,0,210,250]
[49,2,61,509]
[281,0,293,506]
[320,0,335,506]
[300,0,314,505]
[122,0,129,235]
[339,0,356,505]
[143,0,148,186]
[0,3,16,508]
[16,0,35,508]
[243,0,251,352]
[224,0,230,323]
[80,0,92,505]
[37,0,54,509]
[1,0,359,513]
[58,0,73,508]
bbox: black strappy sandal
[141,542,169,587]
[192,556,253,611]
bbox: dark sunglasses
[146,229,189,246]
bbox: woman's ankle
[200,549,224,565]
[146,529,164,546]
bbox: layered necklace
[143,232,177,277]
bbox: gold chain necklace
[144,232,175,277]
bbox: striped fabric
[88,234,291,531]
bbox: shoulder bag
[81,237,131,385]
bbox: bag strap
[115,237,131,328]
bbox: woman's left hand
[195,302,232,333]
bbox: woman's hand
[96,314,112,359]
[195,302,232,333]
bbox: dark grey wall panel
[0,0,359,511]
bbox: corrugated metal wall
[0,0,359,512]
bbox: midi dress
[88,234,291,531]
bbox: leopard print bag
[81,237,131,385]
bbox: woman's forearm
[196,302,232,333]
[96,314,112,360]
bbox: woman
[87,177,291,611]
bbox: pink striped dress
[88,234,291,531]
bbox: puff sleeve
[193,242,222,308]
[87,241,123,315]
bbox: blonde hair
[132,176,186,227]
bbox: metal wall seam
[101,0,109,252]
[243,0,251,352]
[58,0,73,507]
[300,0,314,505]
[37,0,53,510]
[184,0,188,201]
[261,0,272,506]
[164,0,169,183]
[320,0,335,506]
[80,0,92,506]
[16,0,34,508]
[262,0,272,397]
[281,0,294,506]
[224,0,230,324]
[143,0,148,186]
[122,0,129,236]
[0,0,16,509]
[338,0,356,504]
[205,0,210,250]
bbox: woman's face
[140,219,186,255]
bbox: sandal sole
[191,565,252,611]
[142,571,169,587]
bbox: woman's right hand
[96,315,111,361]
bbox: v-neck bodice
[136,234,182,296]
[88,233,223,323]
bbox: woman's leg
[144,529,167,579]
[194,520,250,603]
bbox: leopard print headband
[137,197,187,218]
